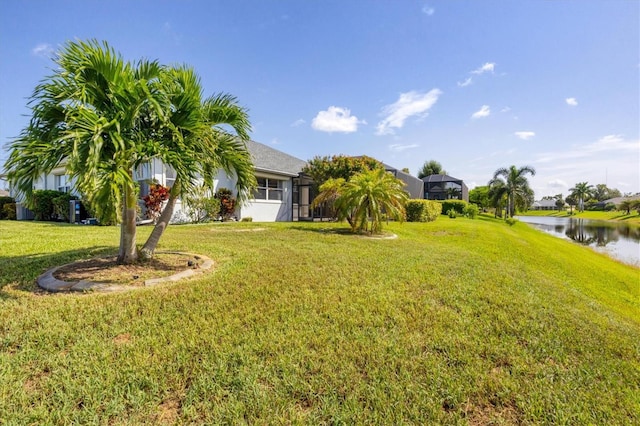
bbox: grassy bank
[523,209,640,225]
[1,219,638,424]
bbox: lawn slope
[0,219,638,424]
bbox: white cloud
[270,138,281,145]
[471,62,495,74]
[311,106,364,133]
[457,77,473,87]
[290,119,305,127]
[32,43,54,57]
[471,105,491,119]
[547,179,567,188]
[375,89,442,135]
[565,97,578,106]
[388,143,419,152]
[514,131,535,140]
[422,5,435,16]
[535,135,639,164]
[500,107,511,113]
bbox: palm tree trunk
[117,183,139,264]
[140,180,181,259]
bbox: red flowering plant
[215,188,237,221]
[142,183,170,223]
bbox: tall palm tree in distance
[489,165,536,218]
[569,182,593,212]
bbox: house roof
[245,140,307,177]
[604,195,640,205]
[380,162,424,199]
[534,199,558,207]
[0,189,9,197]
[421,174,465,184]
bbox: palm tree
[488,179,508,218]
[336,168,408,234]
[418,160,447,179]
[4,40,255,264]
[569,182,593,212]
[139,67,255,259]
[310,177,348,223]
[4,40,166,264]
[489,165,536,218]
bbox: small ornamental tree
[216,188,236,221]
[142,184,170,223]
[302,155,383,189]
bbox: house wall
[238,172,293,222]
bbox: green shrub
[439,199,467,215]
[0,196,15,220]
[241,217,253,222]
[448,209,457,219]
[405,200,442,222]
[2,203,16,220]
[463,203,479,219]
[30,190,67,221]
[52,193,76,222]
[604,202,616,211]
[505,217,518,226]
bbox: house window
[55,174,70,193]
[165,165,176,189]
[135,162,151,181]
[254,177,284,201]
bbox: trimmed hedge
[30,190,76,221]
[405,200,442,222]
[438,199,468,215]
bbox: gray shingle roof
[421,174,464,183]
[245,140,307,177]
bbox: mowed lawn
[0,218,638,424]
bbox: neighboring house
[0,189,9,198]
[382,163,424,199]
[603,196,640,206]
[531,199,561,210]
[422,174,469,202]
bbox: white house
[10,140,430,223]
[11,140,310,223]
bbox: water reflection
[516,216,640,267]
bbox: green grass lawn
[1,219,639,424]
[523,209,640,225]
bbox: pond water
[515,216,640,267]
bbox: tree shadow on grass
[0,246,115,299]
[289,225,353,235]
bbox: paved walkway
[37,253,214,293]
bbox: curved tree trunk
[140,180,181,260]
[117,183,139,264]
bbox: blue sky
[1,0,638,198]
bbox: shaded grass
[0,219,639,424]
